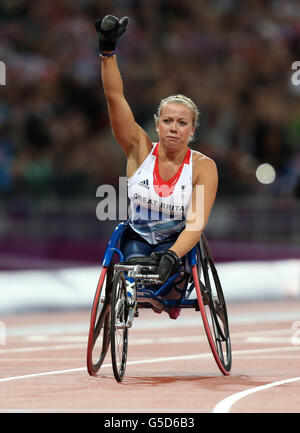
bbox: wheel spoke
[111,271,129,382]
[196,237,232,374]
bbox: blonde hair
[154,94,200,129]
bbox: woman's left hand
[150,250,181,283]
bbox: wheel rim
[87,266,112,376]
[111,272,128,382]
[91,302,111,372]
[203,238,231,371]
[195,240,232,374]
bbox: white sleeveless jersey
[128,143,193,245]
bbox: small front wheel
[110,271,129,382]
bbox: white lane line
[0,345,299,383]
[0,353,212,383]
[213,376,300,413]
[0,367,86,383]
[0,336,208,354]
[5,309,300,337]
[0,343,85,354]
[0,358,85,362]
[23,327,295,344]
[1,327,296,354]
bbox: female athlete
[95,15,218,318]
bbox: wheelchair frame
[86,221,232,382]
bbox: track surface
[0,299,299,413]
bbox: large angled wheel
[86,265,113,376]
[110,270,129,382]
[193,235,232,375]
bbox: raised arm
[101,56,148,156]
[95,16,151,158]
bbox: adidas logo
[139,179,150,189]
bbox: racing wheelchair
[86,222,232,382]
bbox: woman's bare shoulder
[192,149,216,167]
[191,149,218,182]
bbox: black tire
[110,270,129,382]
[197,235,232,374]
[87,265,113,376]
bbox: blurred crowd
[1,0,300,201]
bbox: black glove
[94,15,129,52]
[150,250,181,283]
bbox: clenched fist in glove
[94,15,129,53]
[150,250,181,283]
